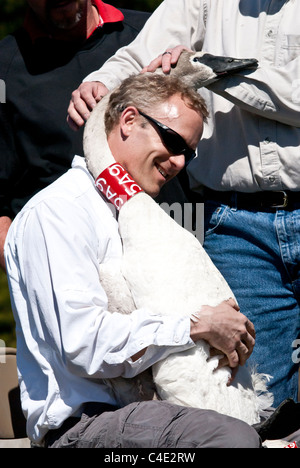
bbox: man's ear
[120,107,139,137]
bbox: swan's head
[172,50,258,88]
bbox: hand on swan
[67,81,109,130]
[190,298,256,370]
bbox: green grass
[0,270,16,348]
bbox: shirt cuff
[109,313,194,379]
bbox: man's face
[114,95,204,198]
[26,0,87,30]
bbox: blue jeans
[203,200,300,408]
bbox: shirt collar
[23,1,124,43]
[96,0,124,25]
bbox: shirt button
[174,336,180,344]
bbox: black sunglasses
[137,109,196,166]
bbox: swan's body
[83,52,272,425]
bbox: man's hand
[141,45,191,74]
[67,46,190,130]
[67,81,109,131]
[190,298,256,370]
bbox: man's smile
[155,163,168,180]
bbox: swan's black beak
[193,53,258,76]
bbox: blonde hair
[104,73,208,135]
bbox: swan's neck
[83,93,116,177]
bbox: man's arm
[84,0,204,87]
[8,198,194,380]
[0,216,11,272]
[67,0,206,129]
[208,61,300,128]
[143,46,300,128]
[132,298,255,372]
